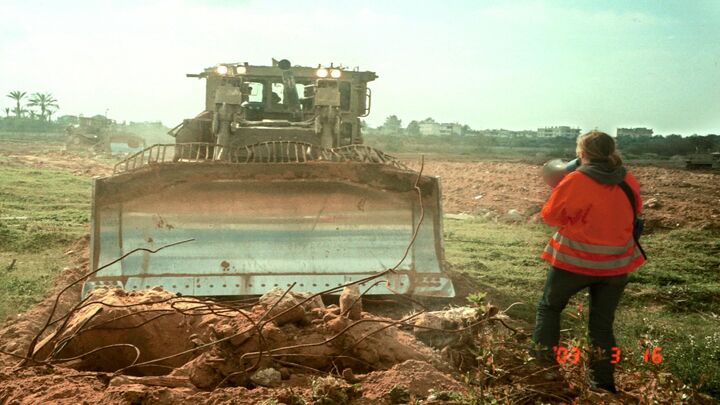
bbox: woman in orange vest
[532,130,645,393]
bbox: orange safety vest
[540,170,645,276]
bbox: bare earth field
[406,159,720,230]
[5,150,719,230]
[0,142,718,404]
[2,150,114,177]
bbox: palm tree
[6,91,27,118]
[12,107,28,118]
[3,108,9,118]
[28,92,58,121]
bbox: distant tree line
[1,91,64,132]
[4,91,58,120]
[365,115,718,157]
[618,134,719,156]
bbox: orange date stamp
[552,345,663,365]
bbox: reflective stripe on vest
[544,241,642,270]
[552,232,635,255]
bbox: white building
[616,127,653,138]
[418,121,439,136]
[537,126,581,138]
[419,121,464,136]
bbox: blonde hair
[576,130,623,169]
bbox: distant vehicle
[65,115,146,154]
[685,152,720,169]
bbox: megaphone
[542,158,580,187]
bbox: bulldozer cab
[83,59,454,299]
[79,116,112,133]
[686,151,720,169]
[239,79,310,117]
[170,60,373,149]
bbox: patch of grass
[635,230,720,283]
[0,165,90,250]
[627,229,720,315]
[0,250,66,320]
[0,164,91,319]
[0,222,75,252]
[666,331,720,398]
[655,284,720,313]
[445,219,548,320]
[444,217,720,398]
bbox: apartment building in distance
[418,120,464,136]
[616,127,653,138]
[476,129,537,138]
[536,126,581,138]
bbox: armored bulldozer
[83,59,454,299]
[685,152,720,169]
[65,115,146,154]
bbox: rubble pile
[28,286,440,380]
[0,282,471,403]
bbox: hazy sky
[1,0,718,135]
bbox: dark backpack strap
[618,181,647,260]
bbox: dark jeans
[532,266,629,387]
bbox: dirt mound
[2,366,460,405]
[0,286,714,404]
[22,285,440,382]
[0,366,106,405]
[0,283,469,404]
[361,360,465,400]
[405,159,720,230]
[32,288,217,375]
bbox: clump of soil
[361,360,465,400]
[32,288,215,375]
[0,365,106,404]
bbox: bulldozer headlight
[235,66,247,75]
[330,69,342,79]
[316,68,328,78]
[216,65,229,75]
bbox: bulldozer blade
[108,134,147,155]
[84,162,454,298]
